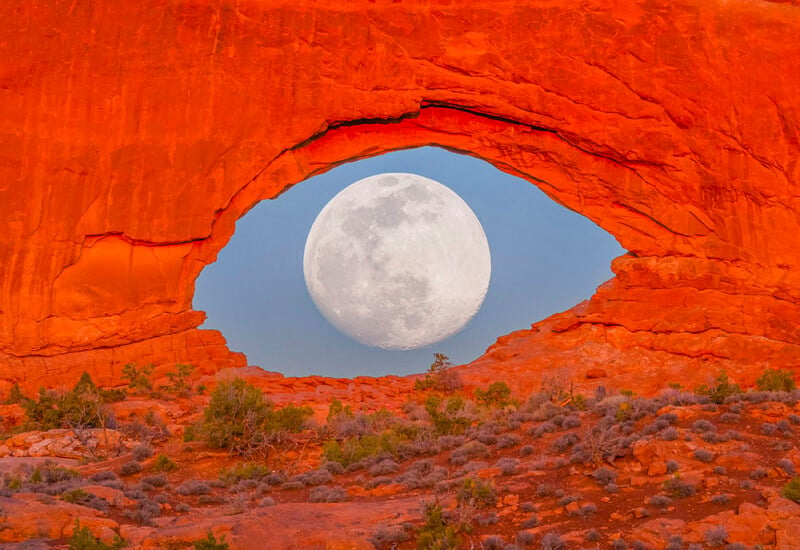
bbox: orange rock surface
[1,1,799,390]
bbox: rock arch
[1,0,799,390]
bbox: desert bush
[761,422,777,435]
[218,463,270,486]
[119,461,142,477]
[192,532,230,550]
[551,433,579,452]
[68,520,125,550]
[695,372,741,404]
[482,535,505,549]
[132,443,153,462]
[308,485,347,502]
[519,445,534,457]
[140,474,167,488]
[88,470,118,483]
[199,377,312,457]
[123,498,161,524]
[369,458,399,476]
[650,494,672,508]
[592,466,617,487]
[474,382,516,409]
[781,477,800,501]
[661,427,679,441]
[175,479,211,496]
[397,459,448,489]
[425,395,473,436]
[574,503,597,520]
[756,368,797,392]
[152,453,177,472]
[496,433,520,449]
[611,539,628,550]
[704,525,728,547]
[541,368,572,401]
[694,449,714,463]
[750,467,768,479]
[449,441,490,465]
[666,460,680,473]
[3,382,26,405]
[711,494,731,505]
[414,353,462,393]
[24,372,113,431]
[496,457,519,476]
[161,363,195,395]
[369,524,412,549]
[663,476,696,498]
[289,469,333,487]
[122,363,154,393]
[322,432,401,467]
[521,515,539,529]
[517,531,536,546]
[777,458,796,476]
[540,532,565,550]
[457,477,497,508]
[416,501,463,550]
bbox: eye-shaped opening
[193,146,625,378]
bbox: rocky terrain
[2,0,800,389]
[0,361,798,549]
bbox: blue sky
[193,147,625,378]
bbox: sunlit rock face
[0,0,799,390]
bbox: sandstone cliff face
[0,0,799,389]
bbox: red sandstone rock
[585,368,608,379]
[0,1,798,389]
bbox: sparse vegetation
[68,520,125,550]
[416,500,464,550]
[474,382,516,409]
[414,353,462,393]
[694,371,741,404]
[782,477,800,502]
[755,368,797,392]
[192,531,230,550]
[23,372,114,431]
[122,363,154,393]
[199,377,312,457]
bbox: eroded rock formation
[1,0,799,390]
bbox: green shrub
[414,353,462,393]
[265,403,314,434]
[62,488,90,504]
[199,378,312,457]
[782,477,800,502]
[425,395,472,436]
[416,501,463,550]
[473,382,516,409]
[327,397,354,422]
[122,363,154,392]
[163,363,195,395]
[456,477,497,508]
[322,431,403,466]
[3,383,26,405]
[192,531,230,550]
[219,463,271,485]
[695,371,742,404]
[756,369,797,392]
[23,373,112,431]
[68,520,125,550]
[152,453,177,472]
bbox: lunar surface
[303,173,491,350]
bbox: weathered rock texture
[1,0,799,390]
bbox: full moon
[303,172,491,350]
